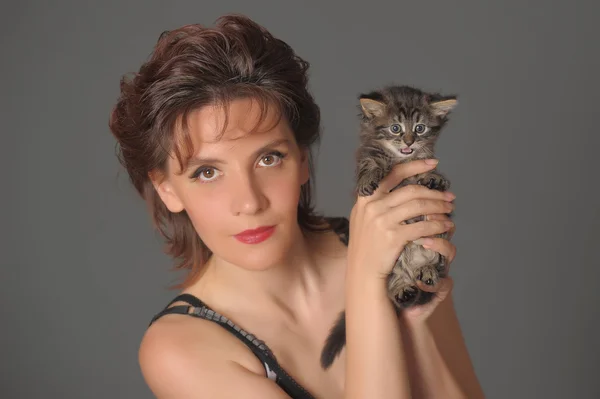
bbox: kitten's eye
[414,124,427,134]
[390,124,402,134]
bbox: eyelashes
[258,150,287,168]
[190,166,220,182]
[189,150,288,183]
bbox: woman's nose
[230,174,268,216]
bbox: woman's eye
[258,152,285,167]
[192,151,286,183]
[196,167,221,182]
[414,124,427,134]
[390,124,402,134]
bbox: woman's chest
[255,279,348,397]
[261,311,347,399]
[236,238,350,397]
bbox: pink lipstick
[234,225,276,244]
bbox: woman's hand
[347,159,456,280]
[401,212,457,323]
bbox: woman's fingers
[374,159,440,196]
[426,213,456,239]
[385,198,454,227]
[412,213,457,286]
[413,214,457,263]
[417,236,457,263]
[384,183,455,210]
[397,219,454,244]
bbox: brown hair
[108,14,331,289]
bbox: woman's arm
[394,210,484,398]
[344,270,413,399]
[343,159,457,399]
[401,292,485,398]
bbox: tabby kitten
[320,85,458,369]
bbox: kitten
[320,85,458,369]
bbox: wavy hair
[108,14,330,288]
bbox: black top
[148,216,350,399]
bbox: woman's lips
[234,225,276,244]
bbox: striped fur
[320,85,458,369]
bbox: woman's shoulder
[139,304,282,398]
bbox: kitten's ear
[359,98,387,118]
[429,96,458,117]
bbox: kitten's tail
[320,311,346,369]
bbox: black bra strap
[148,293,203,325]
[150,294,276,359]
[167,292,205,307]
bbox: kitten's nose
[404,136,415,146]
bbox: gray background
[2,0,598,398]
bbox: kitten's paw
[393,286,419,308]
[417,175,450,191]
[435,255,448,277]
[416,265,440,287]
[357,181,378,196]
[356,168,384,196]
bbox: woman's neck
[188,227,342,323]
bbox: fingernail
[425,159,439,165]
[445,192,456,200]
[445,221,455,228]
[413,238,434,246]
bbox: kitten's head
[358,85,457,159]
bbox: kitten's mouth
[400,148,414,155]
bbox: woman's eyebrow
[184,138,291,170]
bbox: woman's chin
[227,231,294,271]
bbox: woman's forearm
[402,295,485,398]
[344,272,412,399]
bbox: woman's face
[152,98,310,271]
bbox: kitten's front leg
[356,156,388,196]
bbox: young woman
[108,14,484,399]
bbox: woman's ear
[148,170,185,213]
